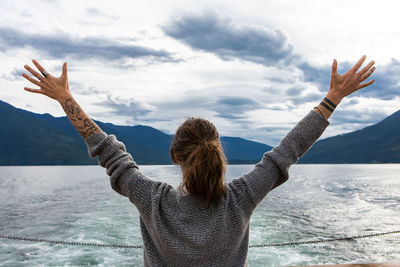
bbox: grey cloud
[85,8,117,19]
[0,74,12,81]
[285,85,323,104]
[11,68,24,78]
[154,94,211,111]
[0,27,174,63]
[69,81,105,95]
[298,62,329,87]
[296,92,323,103]
[161,11,293,66]
[298,62,347,88]
[150,94,264,122]
[86,8,102,15]
[266,105,287,111]
[218,96,259,106]
[80,8,119,25]
[268,76,295,83]
[331,109,389,125]
[285,86,303,96]
[213,96,262,119]
[0,68,25,81]
[93,95,156,119]
[363,59,400,100]
[346,98,360,105]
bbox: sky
[1,0,400,146]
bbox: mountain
[0,100,93,165]
[299,109,400,163]
[220,137,272,164]
[0,100,271,165]
[1,99,399,165]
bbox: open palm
[329,55,375,99]
[22,59,71,101]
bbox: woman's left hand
[22,59,72,102]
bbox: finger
[349,55,367,73]
[22,73,42,87]
[24,87,44,94]
[357,60,375,76]
[61,62,68,79]
[24,65,44,81]
[32,59,46,72]
[358,79,375,90]
[331,59,338,76]
[33,59,53,79]
[360,66,376,82]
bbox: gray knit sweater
[84,109,329,266]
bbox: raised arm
[22,60,159,214]
[313,55,375,120]
[228,55,376,209]
[22,59,102,138]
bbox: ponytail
[170,117,227,209]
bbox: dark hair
[170,117,227,209]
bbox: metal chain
[0,235,142,249]
[1,230,399,249]
[248,230,400,248]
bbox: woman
[22,56,375,266]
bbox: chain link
[0,235,142,249]
[1,230,399,249]
[248,230,400,248]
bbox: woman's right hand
[22,59,72,103]
[327,55,376,103]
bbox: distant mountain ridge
[1,99,399,165]
[0,100,272,165]
[299,109,400,163]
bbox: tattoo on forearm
[83,118,93,128]
[63,98,84,121]
[61,97,102,138]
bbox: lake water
[0,164,399,266]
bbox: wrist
[314,106,327,120]
[325,91,343,106]
[57,93,73,105]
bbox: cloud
[68,81,105,95]
[363,59,400,100]
[85,7,118,20]
[213,96,263,119]
[93,95,156,120]
[79,8,119,25]
[285,85,303,96]
[331,108,389,125]
[0,68,25,81]
[286,86,320,105]
[282,84,324,105]
[161,11,294,66]
[0,27,174,64]
[298,61,345,89]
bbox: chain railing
[1,229,399,249]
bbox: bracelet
[320,101,334,112]
[323,97,337,108]
[314,106,326,119]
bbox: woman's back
[84,109,329,266]
[138,182,252,266]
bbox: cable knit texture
[84,109,329,267]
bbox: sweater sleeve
[84,132,161,214]
[228,109,329,209]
